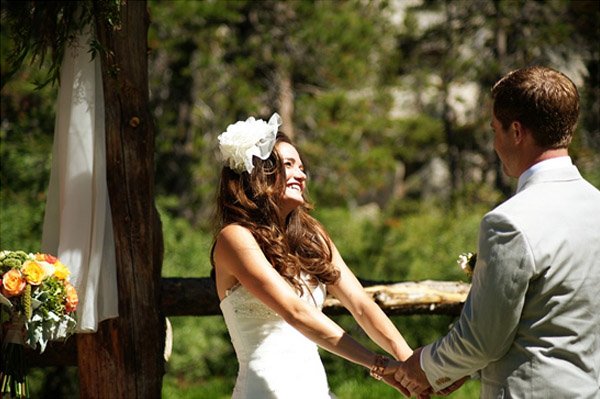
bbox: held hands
[370,355,428,398]
[377,358,411,397]
[394,347,431,396]
[387,347,468,397]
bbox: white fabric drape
[41,26,118,332]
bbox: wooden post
[76,1,165,397]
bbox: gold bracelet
[369,354,390,380]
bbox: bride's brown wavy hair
[213,132,340,293]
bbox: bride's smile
[277,141,307,217]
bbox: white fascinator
[217,113,281,174]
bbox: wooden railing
[26,277,470,367]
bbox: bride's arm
[214,224,405,388]
[326,243,413,362]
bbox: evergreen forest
[1,0,598,398]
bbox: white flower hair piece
[218,113,282,174]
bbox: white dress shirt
[516,156,572,193]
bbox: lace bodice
[220,278,334,399]
[222,283,280,318]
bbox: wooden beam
[160,277,470,316]
[161,277,220,316]
[27,278,469,367]
[74,2,165,398]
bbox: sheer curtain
[41,26,118,332]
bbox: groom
[395,66,600,398]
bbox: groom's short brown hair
[491,65,579,149]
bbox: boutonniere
[457,252,477,278]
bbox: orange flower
[64,282,78,312]
[1,269,27,297]
[35,253,57,264]
[53,261,70,280]
[21,260,46,285]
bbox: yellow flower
[21,260,46,285]
[53,261,70,280]
[36,261,55,278]
[1,269,26,297]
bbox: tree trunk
[77,2,165,398]
[492,0,513,199]
[278,66,295,139]
[442,0,459,201]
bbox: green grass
[162,376,234,399]
[329,378,480,399]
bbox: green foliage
[0,0,122,88]
[158,197,214,278]
[0,192,45,252]
[392,115,445,167]
[163,316,234,385]
[315,203,485,283]
[0,40,57,241]
[297,90,399,205]
[162,376,233,399]
[147,0,397,222]
[0,68,55,251]
[27,367,78,398]
[35,277,67,316]
[1,1,91,88]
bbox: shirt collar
[517,156,572,193]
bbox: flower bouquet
[0,250,78,398]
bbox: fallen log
[324,280,470,316]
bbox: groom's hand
[394,347,431,396]
[380,359,411,397]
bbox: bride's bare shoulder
[216,224,257,247]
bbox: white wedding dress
[220,277,335,399]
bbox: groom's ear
[510,121,528,145]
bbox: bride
[212,113,412,398]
